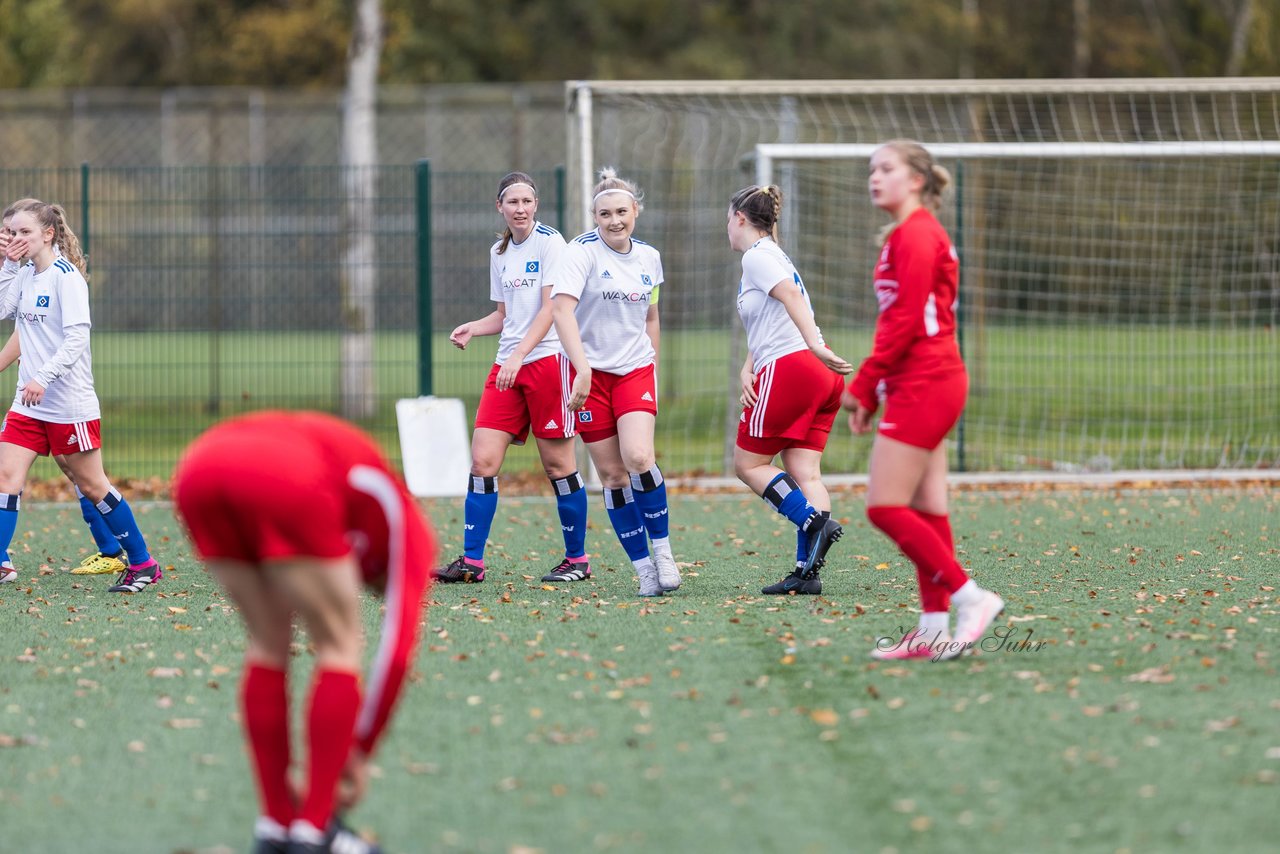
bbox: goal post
[755,140,1280,474]
[567,79,1280,475]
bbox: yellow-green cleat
[70,551,128,575]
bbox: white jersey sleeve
[736,238,818,369]
[551,230,659,375]
[491,223,566,365]
[12,258,100,424]
[0,259,22,318]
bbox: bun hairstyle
[729,185,783,243]
[591,167,643,214]
[495,171,538,255]
[879,139,952,212]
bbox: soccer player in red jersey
[844,140,1004,661]
[551,168,678,597]
[726,185,853,595]
[173,411,437,854]
[435,172,591,585]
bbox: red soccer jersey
[847,207,965,411]
[173,410,436,756]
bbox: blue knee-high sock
[75,485,121,556]
[0,493,20,562]
[550,472,588,560]
[95,487,151,565]
[628,465,670,541]
[604,487,650,562]
[796,509,830,567]
[763,472,820,531]
[463,475,499,563]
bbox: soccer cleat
[937,590,1005,660]
[0,560,15,584]
[870,628,948,661]
[762,568,822,595]
[287,817,382,854]
[433,555,485,583]
[636,562,663,598]
[107,560,162,593]
[70,550,127,575]
[652,541,681,591]
[541,558,591,582]
[252,817,289,854]
[799,517,843,578]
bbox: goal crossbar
[755,141,1280,185]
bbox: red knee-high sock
[915,510,956,612]
[866,505,970,595]
[241,662,295,826]
[298,668,361,830]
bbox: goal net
[567,80,1280,475]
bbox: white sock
[951,579,983,606]
[633,556,655,574]
[919,611,950,635]
[650,536,672,556]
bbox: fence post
[954,159,967,473]
[416,159,433,397]
[80,162,90,268]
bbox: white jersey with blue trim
[550,229,663,375]
[0,256,100,424]
[736,237,823,370]
[489,222,567,365]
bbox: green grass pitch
[1,489,1277,853]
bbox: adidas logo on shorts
[545,419,558,430]
[641,391,653,401]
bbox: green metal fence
[2,161,1276,483]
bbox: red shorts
[173,433,352,564]
[0,411,101,456]
[572,363,658,444]
[474,354,574,444]
[737,350,844,456]
[878,371,969,450]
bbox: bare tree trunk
[1140,0,1185,76]
[1224,0,1254,76]
[958,0,978,78]
[340,0,382,420]
[1073,0,1091,77]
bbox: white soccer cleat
[652,541,681,591]
[0,561,15,584]
[636,559,663,598]
[937,590,1005,660]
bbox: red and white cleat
[937,590,1005,660]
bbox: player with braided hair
[0,200,159,591]
[726,185,853,595]
[0,198,126,578]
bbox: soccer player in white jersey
[0,199,126,578]
[0,201,161,591]
[434,172,592,585]
[550,168,678,597]
[727,185,854,595]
